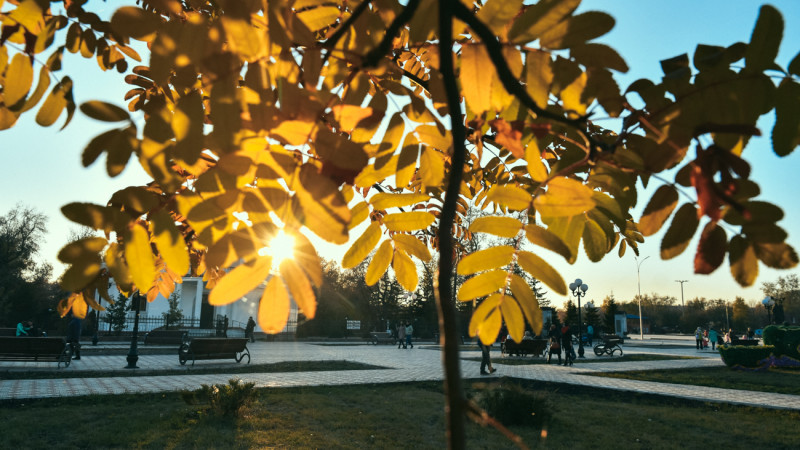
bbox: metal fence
[97,314,297,338]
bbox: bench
[369,332,396,345]
[0,337,73,368]
[178,338,250,366]
[730,337,759,346]
[501,339,548,357]
[144,330,188,346]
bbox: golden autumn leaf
[209,257,272,306]
[383,211,435,232]
[534,177,595,217]
[516,250,567,295]
[469,216,523,238]
[457,246,515,275]
[342,221,382,269]
[457,269,508,301]
[485,185,531,211]
[508,274,543,334]
[365,240,393,286]
[370,193,429,210]
[500,295,525,343]
[280,259,316,318]
[391,234,431,261]
[150,210,190,276]
[393,250,418,291]
[469,293,503,344]
[259,276,291,334]
[460,44,493,115]
[125,223,157,291]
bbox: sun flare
[258,230,296,268]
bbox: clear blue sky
[1,1,798,310]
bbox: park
[2,0,800,448]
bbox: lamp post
[125,291,142,369]
[635,256,650,341]
[569,279,588,358]
[675,280,688,309]
[762,297,776,325]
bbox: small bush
[718,345,776,368]
[181,378,258,417]
[762,325,800,360]
[469,381,553,428]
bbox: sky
[1,1,799,311]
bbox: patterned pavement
[1,339,798,411]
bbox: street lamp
[762,297,776,325]
[125,291,142,369]
[635,256,650,341]
[569,278,588,358]
[675,280,688,309]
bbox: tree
[583,302,601,336]
[0,205,59,327]
[731,296,751,331]
[105,292,129,335]
[563,299,578,327]
[602,295,620,334]
[761,274,800,324]
[162,291,184,329]
[2,1,799,447]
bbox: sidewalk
[1,341,798,411]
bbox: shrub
[181,378,258,417]
[718,345,776,368]
[469,381,553,428]
[762,325,800,360]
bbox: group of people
[546,323,577,366]
[695,326,757,350]
[395,322,414,349]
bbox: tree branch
[322,0,372,51]
[437,1,467,448]
[362,0,421,68]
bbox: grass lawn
[591,366,800,395]
[464,353,695,366]
[0,361,385,380]
[1,379,798,449]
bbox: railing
[98,314,297,337]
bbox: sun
[258,230,296,268]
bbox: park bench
[0,328,17,336]
[501,339,548,357]
[144,330,188,346]
[369,332,396,345]
[178,338,250,366]
[0,337,73,368]
[730,337,759,346]
[593,335,624,356]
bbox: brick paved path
[1,341,798,411]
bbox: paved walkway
[1,339,798,411]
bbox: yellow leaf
[383,211,435,232]
[172,90,205,165]
[61,259,101,292]
[292,232,323,287]
[525,50,554,108]
[391,234,431,262]
[457,269,507,301]
[272,120,315,146]
[370,193,429,210]
[221,16,266,61]
[349,201,370,230]
[296,5,340,32]
[365,240,392,286]
[419,147,445,188]
[331,104,373,133]
[583,218,608,262]
[729,235,759,287]
[4,53,33,106]
[525,143,548,182]
[36,77,73,127]
[534,177,595,217]
[209,257,272,306]
[206,223,275,269]
[295,164,350,244]
[457,246,515,275]
[469,293,503,344]
[393,250,418,291]
[516,251,567,295]
[313,129,369,173]
[342,222,382,269]
[461,44,493,115]
[150,210,190,276]
[280,259,316,318]
[508,274,543,335]
[396,143,419,188]
[486,185,531,211]
[105,242,133,291]
[259,276,290,334]
[524,224,572,261]
[560,71,588,116]
[58,237,107,263]
[110,6,161,41]
[500,295,525,343]
[468,216,523,238]
[125,223,157,291]
[80,100,130,122]
[71,293,88,319]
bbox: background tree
[2,1,798,447]
[761,274,800,324]
[583,302,601,337]
[602,295,620,334]
[731,296,751,331]
[563,300,578,327]
[162,291,184,329]
[105,292,128,335]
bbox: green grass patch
[591,366,800,396]
[0,360,386,380]
[464,353,695,366]
[1,380,798,448]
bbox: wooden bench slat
[0,337,73,368]
[179,338,250,366]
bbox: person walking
[561,324,575,366]
[245,316,256,342]
[477,332,496,375]
[708,328,719,351]
[16,321,31,336]
[405,322,414,349]
[397,322,407,349]
[223,315,229,338]
[695,326,703,350]
[547,324,561,365]
[67,313,82,360]
[586,323,594,346]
